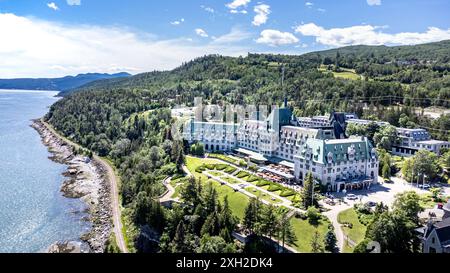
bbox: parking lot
[329,177,436,208]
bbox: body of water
[0,90,90,253]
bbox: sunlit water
[0,90,90,253]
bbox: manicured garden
[185,156,249,219]
[244,187,283,204]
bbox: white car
[346,194,358,200]
[419,184,431,190]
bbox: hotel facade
[183,102,379,192]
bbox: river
[0,90,90,253]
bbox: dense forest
[46,40,450,252]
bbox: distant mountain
[0,72,131,93]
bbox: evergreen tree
[243,198,261,234]
[302,172,315,209]
[172,221,187,253]
[324,229,337,253]
[219,196,237,240]
[310,230,324,253]
[278,212,297,251]
[261,204,278,239]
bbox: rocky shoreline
[31,119,112,253]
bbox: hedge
[236,171,250,179]
[247,176,260,183]
[215,164,228,171]
[224,166,237,174]
[256,180,271,187]
[280,189,296,197]
[195,166,206,173]
[267,184,282,192]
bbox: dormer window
[327,152,333,164]
[348,145,356,161]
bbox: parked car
[346,194,358,200]
[365,201,377,207]
[419,184,431,190]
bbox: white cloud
[170,18,185,26]
[195,28,209,38]
[367,0,381,6]
[226,0,250,14]
[67,0,81,6]
[317,8,326,12]
[295,22,450,47]
[200,5,215,13]
[0,13,250,78]
[226,0,251,9]
[47,2,59,11]
[256,29,299,46]
[305,2,314,7]
[230,9,248,14]
[252,4,270,26]
[212,27,252,44]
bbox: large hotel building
[183,101,379,192]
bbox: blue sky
[0,0,449,78]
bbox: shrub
[256,180,270,187]
[238,160,247,167]
[237,171,250,179]
[195,165,206,173]
[247,176,260,183]
[172,173,184,180]
[267,184,282,192]
[215,164,228,171]
[224,166,237,174]
[295,212,308,220]
[307,207,321,224]
[279,189,296,197]
[205,164,215,170]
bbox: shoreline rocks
[31,119,113,253]
[46,241,92,253]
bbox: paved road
[321,176,436,253]
[42,120,128,253]
[321,201,353,252]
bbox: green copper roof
[299,137,375,164]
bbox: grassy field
[186,156,249,219]
[337,208,367,252]
[319,65,362,80]
[289,217,331,253]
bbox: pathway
[159,177,177,203]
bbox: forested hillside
[45,40,450,252]
[0,72,130,92]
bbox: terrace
[258,164,295,183]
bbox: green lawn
[221,176,241,184]
[289,217,331,253]
[186,156,249,219]
[244,187,282,204]
[337,209,367,252]
[207,170,224,177]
